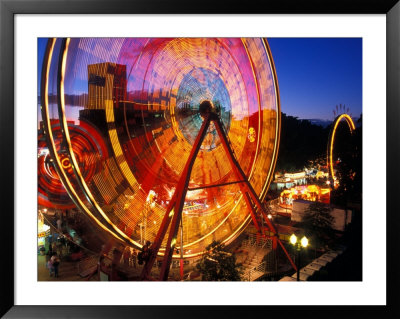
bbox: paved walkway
[37,254,94,281]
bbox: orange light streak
[328,113,356,183]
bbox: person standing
[112,247,121,266]
[131,249,137,268]
[123,247,131,266]
[47,241,53,259]
[56,238,63,258]
[47,259,54,277]
[50,253,60,278]
[56,218,62,232]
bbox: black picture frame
[1,0,399,318]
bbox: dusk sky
[268,38,362,121]
[38,38,362,121]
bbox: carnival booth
[38,211,51,254]
[279,184,331,210]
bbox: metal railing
[242,234,273,250]
[243,261,266,281]
[240,243,269,281]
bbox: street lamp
[290,233,309,281]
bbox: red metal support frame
[158,114,211,280]
[140,111,297,281]
[139,191,176,280]
[140,114,211,280]
[213,115,297,271]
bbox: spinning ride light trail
[39,37,285,278]
[327,113,356,186]
[140,102,295,280]
[38,120,108,209]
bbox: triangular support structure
[140,110,296,281]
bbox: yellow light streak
[328,113,355,183]
[260,38,281,201]
[58,39,141,247]
[241,38,262,180]
[42,38,124,243]
[43,38,282,258]
[105,99,140,190]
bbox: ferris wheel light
[171,238,176,247]
[146,190,156,203]
[41,37,281,262]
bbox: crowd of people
[112,240,153,270]
[121,246,138,268]
[42,210,87,279]
[42,209,161,280]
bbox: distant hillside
[276,114,331,172]
[302,116,361,128]
[303,119,332,128]
[276,113,362,172]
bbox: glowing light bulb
[301,236,309,248]
[290,234,297,245]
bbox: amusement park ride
[39,37,297,281]
[327,110,356,187]
[140,101,296,280]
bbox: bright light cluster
[279,184,331,207]
[39,38,281,257]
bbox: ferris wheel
[39,37,295,280]
[327,107,356,187]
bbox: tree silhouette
[196,241,243,281]
[301,202,335,250]
[276,113,330,172]
[331,114,362,206]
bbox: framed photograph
[1,0,399,318]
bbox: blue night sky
[267,38,362,121]
[38,38,362,121]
